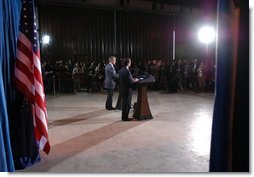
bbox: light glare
[198,26,215,44]
[42,35,50,45]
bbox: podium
[133,74,155,120]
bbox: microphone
[137,70,149,80]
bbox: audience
[41,57,215,94]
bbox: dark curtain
[209,0,249,172]
[116,10,172,63]
[38,4,176,64]
[231,0,249,171]
[39,5,114,63]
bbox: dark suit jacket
[104,63,117,89]
[118,67,135,96]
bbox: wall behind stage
[38,4,175,64]
[116,10,172,63]
[39,4,114,64]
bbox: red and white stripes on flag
[15,32,50,154]
[14,0,50,154]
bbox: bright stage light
[42,35,50,45]
[198,26,215,44]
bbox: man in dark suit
[104,56,117,110]
[118,58,139,121]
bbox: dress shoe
[122,117,137,121]
[106,107,116,110]
[128,117,138,121]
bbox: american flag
[14,0,50,154]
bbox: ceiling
[36,0,217,16]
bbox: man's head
[122,58,131,68]
[42,60,47,67]
[108,56,116,65]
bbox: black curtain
[38,4,175,64]
[116,10,172,63]
[39,5,114,64]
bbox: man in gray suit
[104,56,117,110]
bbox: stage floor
[21,90,214,173]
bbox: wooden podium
[133,75,155,120]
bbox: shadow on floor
[24,119,146,172]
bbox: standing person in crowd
[197,61,205,91]
[104,56,117,110]
[87,61,96,92]
[72,63,81,93]
[43,60,54,93]
[190,58,199,90]
[118,58,139,121]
